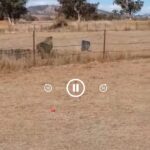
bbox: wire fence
[0,29,150,65]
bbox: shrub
[50,16,68,29]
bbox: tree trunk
[7,13,15,25]
[8,17,12,25]
[77,12,81,22]
[74,2,81,23]
[129,11,132,20]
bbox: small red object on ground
[50,107,56,112]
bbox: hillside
[27,5,58,19]
[27,5,112,20]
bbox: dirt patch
[0,58,150,150]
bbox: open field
[0,21,9,30]
[1,20,150,32]
[0,19,150,150]
[0,25,150,72]
[0,58,150,150]
[0,30,150,52]
[0,20,150,68]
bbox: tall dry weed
[0,50,149,73]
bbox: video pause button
[66,79,85,98]
[73,83,79,93]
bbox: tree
[57,0,99,21]
[74,1,82,22]
[0,0,28,24]
[112,9,120,15]
[113,0,144,18]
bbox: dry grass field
[0,58,150,150]
[0,29,150,71]
[0,30,150,52]
[0,21,9,30]
[1,20,150,32]
[0,20,150,149]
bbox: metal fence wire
[0,29,150,64]
[0,49,32,60]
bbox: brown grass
[0,56,32,73]
[0,20,150,72]
[0,20,9,29]
[0,50,149,73]
[0,58,150,150]
[1,20,150,32]
[0,20,150,150]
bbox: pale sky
[27,0,150,14]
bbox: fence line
[109,41,150,45]
[0,29,149,65]
[103,29,106,59]
[5,48,149,56]
[31,29,150,64]
[33,25,36,65]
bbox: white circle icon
[44,84,53,93]
[99,84,108,93]
[66,79,85,98]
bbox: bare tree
[74,2,82,22]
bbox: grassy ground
[0,28,150,72]
[1,20,150,31]
[0,58,150,150]
[0,30,150,52]
[0,21,150,149]
[0,21,9,29]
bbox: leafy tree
[0,0,28,24]
[57,0,99,21]
[112,9,120,15]
[114,0,144,17]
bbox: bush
[51,16,68,29]
[22,14,38,21]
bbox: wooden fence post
[95,22,97,31]
[103,29,106,59]
[77,22,80,31]
[136,22,138,30]
[87,23,89,31]
[33,25,36,65]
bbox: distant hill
[27,5,113,20]
[27,5,58,19]
[142,13,150,18]
[97,9,112,15]
[134,13,150,20]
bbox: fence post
[33,25,36,65]
[87,23,89,31]
[77,22,80,31]
[95,22,97,31]
[103,29,106,59]
[136,21,138,30]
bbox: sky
[27,0,150,14]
